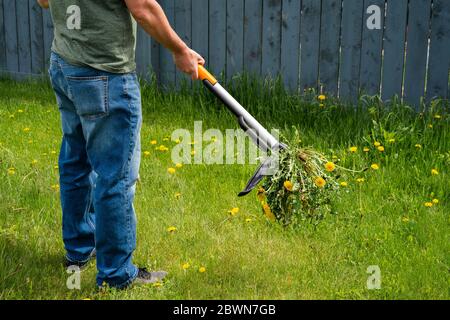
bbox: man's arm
[37,0,49,9]
[124,0,204,79]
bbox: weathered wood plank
[226,0,244,80]
[191,0,209,64]
[359,0,384,96]
[319,0,342,96]
[261,0,282,78]
[174,0,192,87]
[339,0,364,101]
[4,0,18,73]
[16,0,31,74]
[159,0,176,88]
[381,0,408,100]
[29,0,44,74]
[209,0,227,76]
[136,26,152,80]
[426,0,450,101]
[280,0,301,91]
[300,0,321,91]
[42,8,53,70]
[0,0,6,71]
[403,0,432,108]
[243,0,262,75]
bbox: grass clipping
[259,133,339,228]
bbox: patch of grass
[0,77,448,300]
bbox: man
[37,0,205,289]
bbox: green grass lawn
[0,78,448,300]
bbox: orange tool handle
[198,65,218,85]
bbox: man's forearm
[37,0,49,9]
[125,0,187,54]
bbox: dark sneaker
[64,249,96,270]
[134,268,168,285]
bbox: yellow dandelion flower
[325,162,336,172]
[198,266,206,273]
[54,165,59,170]
[434,114,441,119]
[374,141,381,147]
[315,177,326,188]
[363,147,370,152]
[432,199,439,205]
[356,178,365,183]
[428,124,433,129]
[175,163,183,169]
[229,207,239,216]
[18,109,24,113]
[7,168,16,175]
[153,282,163,288]
[431,169,439,176]
[424,202,433,208]
[371,164,380,170]
[150,140,157,145]
[31,159,38,165]
[163,137,169,142]
[263,203,275,221]
[167,167,176,174]
[174,139,181,144]
[156,145,169,152]
[283,180,294,191]
[51,184,60,191]
[143,151,151,157]
[167,226,177,233]
[23,127,31,133]
[318,94,326,101]
[245,218,252,223]
[349,146,358,153]
[388,139,396,144]
[340,182,348,187]
[182,263,190,270]
[415,144,422,149]
[174,192,182,199]
[402,217,410,223]
[377,146,385,152]
[191,150,196,156]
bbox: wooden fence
[1,0,449,106]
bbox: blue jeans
[48,52,141,288]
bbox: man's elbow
[127,0,158,24]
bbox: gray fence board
[403,0,432,107]
[261,0,282,77]
[281,0,301,91]
[4,0,18,73]
[300,0,321,91]
[174,0,191,87]
[381,0,408,101]
[339,0,364,101]
[192,0,209,64]
[136,26,152,79]
[359,0,384,96]
[42,9,53,70]
[0,0,5,71]
[426,0,450,101]
[319,0,342,96]
[159,0,176,88]
[17,0,31,74]
[29,0,44,74]
[243,0,263,75]
[209,0,226,76]
[226,0,244,81]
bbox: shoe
[64,248,96,270]
[134,267,168,285]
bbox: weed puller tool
[198,65,287,197]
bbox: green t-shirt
[49,0,137,74]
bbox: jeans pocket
[67,76,109,119]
